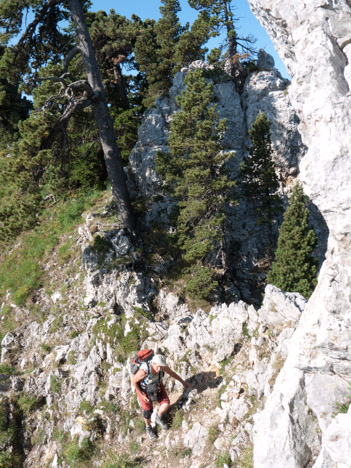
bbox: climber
[132,353,193,441]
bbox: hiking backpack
[130,349,154,375]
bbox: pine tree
[134,0,209,107]
[267,183,318,299]
[134,0,183,107]
[88,10,146,162]
[0,46,32,147]
[0,0,135,233]
[241,112,282,253]
[156,69,235,299]
[188,0,256,61]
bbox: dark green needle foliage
[134,0,210,107]
[156,68,235,299]
[241,112,282,254]
[134,0,183,107]
[0,0,136,242]
[267,183,318,299]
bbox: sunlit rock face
[247,1,351,466]
[129,58,304,301]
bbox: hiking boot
[155,412,168,431]
[145,425,157,441]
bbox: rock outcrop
[247,1,351,466]
[0,204,309,467]
[129,57,305,301]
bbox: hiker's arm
[164,366,193,389]
[132,369,149,402]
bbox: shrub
[50,375,62,394]
[63,437,95,467]
[0,364,16,376]
[216,452,232,467]
[171,410,183,429]
[208,426,219,445]
[17,393,39,413]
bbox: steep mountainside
[0,192,311,468]
[1,3,351,465]
[247,0,351,466]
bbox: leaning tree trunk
[67,0,135,232]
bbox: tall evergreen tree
[156,69,235,298]
[267,183,318,299]
[0,0,135,233]
[134,0,209,107]
[241,112,282,253]
[134,0,183,107]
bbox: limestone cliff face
[129,58,305,301]
[247,1,351,466]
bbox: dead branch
[42,92,97,150]
[59,93,96,126]
[38,74,93,110]
[65,80,93,97]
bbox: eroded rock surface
[247,1,351,466]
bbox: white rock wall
[247,1,351,466]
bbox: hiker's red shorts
[137,382,170,410]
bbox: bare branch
[37,73,71,84]
[44,94,62,110]
[66,80,93,96]
[42,92,97,149]
[60,93,97,124]
[62,46,82,73]
[38,74,93,107]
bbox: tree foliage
[156,68,235,298]
[188,0,256,61]
[241,112,282,252]
[0,47,32,146]
[88,10,146,162]
[134,0,210,107]
[0,0,135,239]
[267,183,318,299]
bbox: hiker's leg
[157,383,170,417]
[137,389,153,426]
[144,408,153,427]
[158,402,170,416]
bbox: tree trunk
[67,0,135,232]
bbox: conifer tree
[0,0,135,233]
[134,0,183,107]
[156,69,235,298]
[267,183,318,299]
[134,0,209,107]
[188,0,256,64]
[241,112,282,253]
[0,46,32,146]
[88,10,146,162]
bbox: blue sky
[89,0,289,78]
